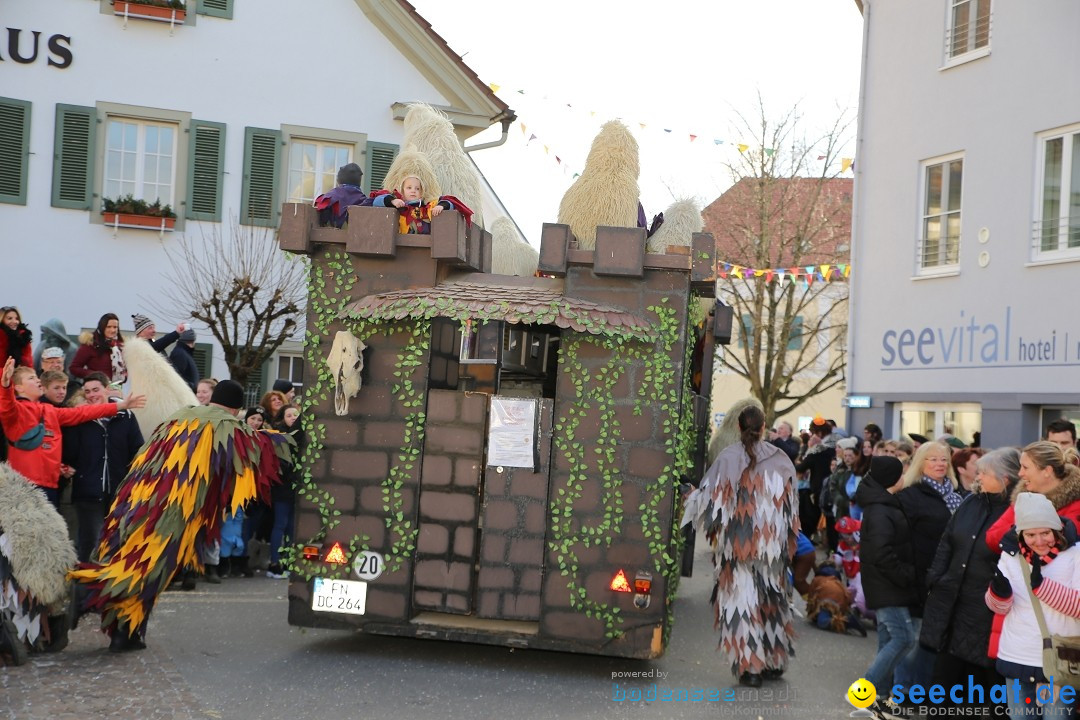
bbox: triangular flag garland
[717,261,851,284]
[485,83,855,177]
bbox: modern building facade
[0,0,516,395]
[847,0,1080,446]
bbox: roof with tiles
[342,277,656,342]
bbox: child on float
[369,147,471,235]
[986,492,1080,717]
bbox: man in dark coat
[132,314,185,357]
[168,329,199,392]
[61,372,145,562]
[854,456,918,717]
[768,421,800,462]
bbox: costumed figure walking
[0,462,76,665]
[68,379,292,652]
[683,399,800,687]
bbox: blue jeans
[894,616,936,691]
[269,500,294,564]
[998,659,1076,718]
[865,606,916,692]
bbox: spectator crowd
[0,307,306,600]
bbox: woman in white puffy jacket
[985,491,1080,718]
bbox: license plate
[311,577,368,615]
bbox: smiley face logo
[847,678,876,709]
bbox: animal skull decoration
[326,331,367,416]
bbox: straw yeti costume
[123,336,198,439]
[401,103,484,228]
[489,217,538,276]
[683,398,800,678]
[557,120,641,250]
[0,463,76,660]
[69,405,292,641]
[646,198,702,255]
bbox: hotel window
[104,118,178,207]
[945,0,991,63]
[286,139,352,204]
[918,154,963,272]
[52,103,224,227]
[1034,123,1080,260]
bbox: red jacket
[70,342,116,379]
[0,383,117,489]
[0,328,33,368]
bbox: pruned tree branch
[710,98,854,422]
[144,217,308,387]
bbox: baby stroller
[0,463,75,665]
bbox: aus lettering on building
[1,28,73,69]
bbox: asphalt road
[1,545,876,720]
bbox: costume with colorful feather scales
[69,404,292,639]
[683,427,799,677]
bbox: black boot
[203,563,221,584]
[109,623,147,653]
[739,672,763,688]
[237,556,253,578]
[180,570,197,591]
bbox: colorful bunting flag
[488,83,501,93]
[738,144,749,153]
[841,157,854,173]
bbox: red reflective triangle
[610,569,632,593]
[324,542,348,564]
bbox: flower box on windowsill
[103,212,176,232]
[114,2,186,26]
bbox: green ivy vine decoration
[281,249,430,580]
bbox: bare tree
[149,219,307,387]
[705,98,854,422]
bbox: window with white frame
[286,139,352,204]
[104,118,177,206]
[276,354,304,392]
[919,155,963,270]
[1035,123,1080,258]
[946,0,991,61]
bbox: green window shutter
[0,98,31,206]
[51,103,96,210]
[196,0,233,19]
[787,316,804,351]
[191,342,213,380]
[240,126,281,227]
[186,119,225,221]
[738,314,753,350]
[365,141,398,194]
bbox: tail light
[302,544,322,560]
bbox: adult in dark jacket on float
[893,441,962,694]
[919,448,1019,708]
[855,456,918,706]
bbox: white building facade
[847,0,1080,446]
[0,0,514,395]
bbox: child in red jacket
[0,358,145,509]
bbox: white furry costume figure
[490,217,538,276]
[646,198,703,255]
[683,400,799,679]
[0,463,76,655]
[124,336,198,438]
[401,103,484,228]
[557,120,640,250]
